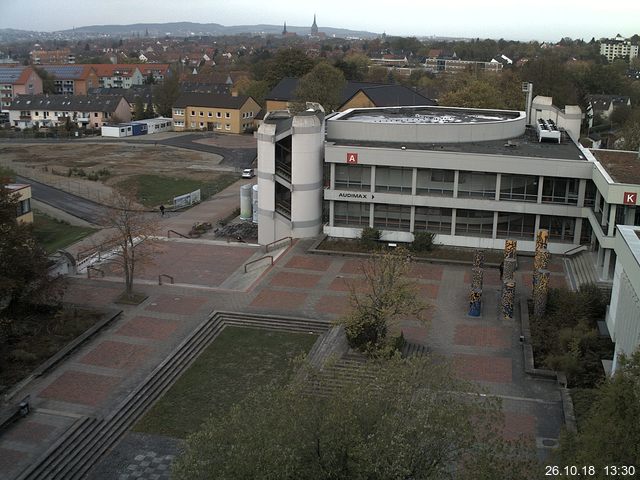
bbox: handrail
[158,274,174,285]
[244,255,273,273]
[87,266,105,279]
[264,236,292,253]
[167,229,189,239]
[563,244,588,256]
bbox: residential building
[8,94,131,129]
[0,66,43,112]
[257,104,640,290]
[88,86,155,116]
[172,93,260,133]
[599,35,639,63]
[423,55,503,73]
[89,64,145,89]
[6,184,33,224]
[586,94,632,127]
[264,77,435,113]
[31,48,75,64]
[137,64,171,83]
[36,65,99,95]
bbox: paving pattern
[0,209,571,479]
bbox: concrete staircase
[16,311,330,480]
[564,251,612,295]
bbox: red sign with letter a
[623,192,637,205]
[346,152,358,164]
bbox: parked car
[242,168,255,178]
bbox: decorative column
[469,249,484,317]
[503,258,517,282]
[473,249,485,269]
[533,269,550,317]
[504,239,517,260]
[535,229,549,252]
[502,281,516,320]
[468,288,482,317]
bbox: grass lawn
[32,211,96,253]
[133,326,318,439]
[115,173,237,208]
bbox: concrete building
[531,96,582,141]
[607,225,640,372]
[257,104,640,288]
[599,35,639,63]
[0,66,43,113]
[172,93,260,133]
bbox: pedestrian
[159,204,165,216]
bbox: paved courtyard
[0,218,570,479]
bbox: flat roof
[329,126,587,161]
[339,106,520,124]
[590,149,640,184]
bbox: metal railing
[563,244,588,256]
[167,229,189,239]
[244,255,273,273]
[158,274,174,285]
[264,236,292,253]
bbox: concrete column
[595,189,601,212]
[608,204,617,236]
[537,175,544,204]
[370,165,376,193]
[492,211,498,239]
[330,163,335,189]
[369,202,374,227]
[601,201,609,228]
[453,170,459,198]
[451,209,457,236]
[329,200,334,227]
[410,205,416,233]
[534,214,541,234]
[574,217,582,244]
[411,167,417,196]
[602,249,612,281]
[495,173,501,201]
[577,179,586,208]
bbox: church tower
[282,21,287,35]
[311,14,318,35]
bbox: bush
[360,227,381,249]
[411,231,436,252]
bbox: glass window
[584,180,597,207]
[496,212,536,239]
[334,201,370,227]
[334,165,371,191]
[225,112,230,118]
[416,169,454,196]
[500,174,538,202]
[216,112,221,118]
[373,204,411,231]
[458,171,497,199]
[375,167,413,194]
[414,206,452,234]
[540,215,575,243]
[455,209,494,237]
[542,177,578,205]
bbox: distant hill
[0,22,380,41]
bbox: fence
[0,158,113,204]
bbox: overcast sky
[1,0,638,42]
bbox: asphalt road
[17,175,110,224]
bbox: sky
[1,0,638,42]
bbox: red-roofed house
[0,66,43,112]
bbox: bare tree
[99,192,159,299]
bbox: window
[500,174,538,202]
[191,110,195,116]
[375,167,413,194]
[542,177,578,205]
[334,165,371,191]
[190,122,196,128]
[539,215,575,242]
[94,112,98,117]
[373,204,411,231]
[334,201,370,227]
[455,209,494,237]
[496,212,536,240]
[174,109,184,116]
[416,168,454,196]
[458,171,496,199]
[225,112,230,118]
[225,124,231,130]
[414,207,452,234]
[16,198,31,217]
[208,112,212,117]
[199,122,204,128]
[174,120,184,127]
[216,112,221,118]
[34,111,39,116]
[584,180,597,207]
[199,111,204,116]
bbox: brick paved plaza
[0,228,569,479]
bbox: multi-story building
[31,48,75,64]
[89,64,145,89]
[172,93,260,133]
[137,64,171,83]
[257,104,640,289]
[8,94,131,129]
[599,35,639,63]
[0,66,43,112]
[423,56,503,73]
[37,65,99,95]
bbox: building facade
[172,93,260,133]
[37,65,99,95]
[600,36,639,63]
[0,66,43,113]
[6,184,33,224]
[257,105,640,287]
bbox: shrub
[411,231,436,252]
[360,227,381,249]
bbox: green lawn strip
[133,327,318,439]
[32,211,97,253]
[115,174,237,208]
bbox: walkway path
[0,210,569,479]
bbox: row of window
[188,121,231,130]
[334,165,581,205]
[333,202,577,242]
[174,110,255,119]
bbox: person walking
[159,204,165,216]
